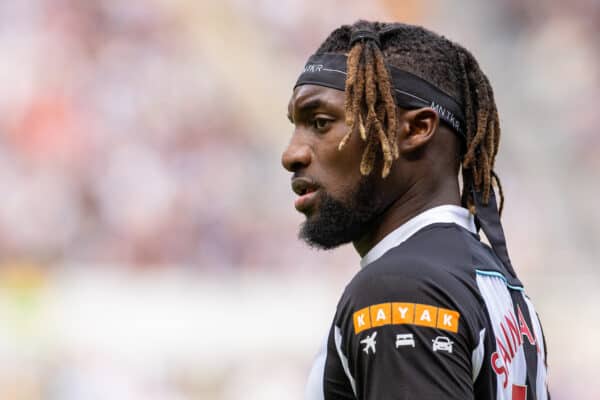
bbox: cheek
[323,132,366,174]
[321,169,363,203]
[316,124,367,194]
[334,147,366,190]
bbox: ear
[397,108,440,154]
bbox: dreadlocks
[315,21,504,213]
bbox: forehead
[288,84,345,114]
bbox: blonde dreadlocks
[316,21,504,213]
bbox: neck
[353,176,460,257]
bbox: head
[282,20,502,249]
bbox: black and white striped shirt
[306,205,549,400]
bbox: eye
[312,116,333,131]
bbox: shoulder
[346,223,483,302]
[336,223,490,339]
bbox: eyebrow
[288,97,328,122]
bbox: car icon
[432,336,454,353]
[395,333,415,348]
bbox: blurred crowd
[0,0,599,271]
[0,0,391,270]
[0,0,599,399]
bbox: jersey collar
[360,204,477,268]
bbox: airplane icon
[360,331,378,354]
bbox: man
[282,21,550,400]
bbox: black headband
[294,53,466,139]
[294,52,518,281]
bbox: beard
[299,174,383,249]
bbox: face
[282,85,384,249]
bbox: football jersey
[305,205,549,400]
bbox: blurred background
[0,0,598,399]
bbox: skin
[282,84,462,257]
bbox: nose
[281,131,311,172]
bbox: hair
[315,21,503,213]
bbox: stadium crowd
[0,0,598,399]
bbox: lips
[291,177,320,212]
[291,177,318,196]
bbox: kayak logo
[353,302,460,334]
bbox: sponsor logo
[395,333,415,348]
[303,64,323,73]
[432,336,454,353]
[430,101,461,132]
[415,304,437,328]
[490,305,538,388]
[353,302,460,334]
[360,331,377,354]
[371,303,391,327]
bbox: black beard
[299,175,382,249]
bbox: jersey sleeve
[332,260,486,400]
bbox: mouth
[291,177,320,212]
